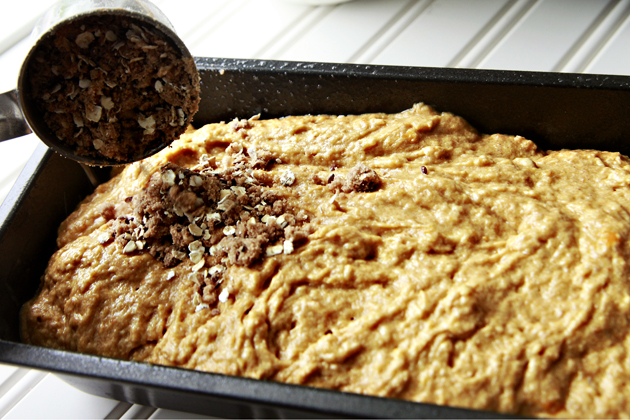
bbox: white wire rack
[0,0,629,417]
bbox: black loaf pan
[1,57,629,418]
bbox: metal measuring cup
[0,0,198,166]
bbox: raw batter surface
[22,104,630,418]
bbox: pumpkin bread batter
[21,104,630,418]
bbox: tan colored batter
[21,104,630,418]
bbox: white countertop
[1,0,629,417]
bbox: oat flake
[195,303,209,313]
[280,170,296,186]
[218,289,229,303]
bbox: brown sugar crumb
[328,175,345,193]
[104,146,310,296]
[327,164,382,194]
[27,15,200,163]
[311,173,326,185]
[248,147,273,169]
[345,164,382,192]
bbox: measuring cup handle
[0,89,32,142]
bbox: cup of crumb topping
[17,0,200,166]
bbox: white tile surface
[3,374,120,419]
[120,405,156,419]
[0,370,46,418]
[149,408,216,419]
[368,0,512,67]
[158,0,240,42]
[477,0,614,71]
[187,0,311,59]
[0,0,58,56]
[0,366,20,389]
[272,0,412,63]
[584,2,630,75]
[0,367,27,403]
[0,134,40,208]
[562,0,630,73]
[453,0,537,69]
[0,37,29,94]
